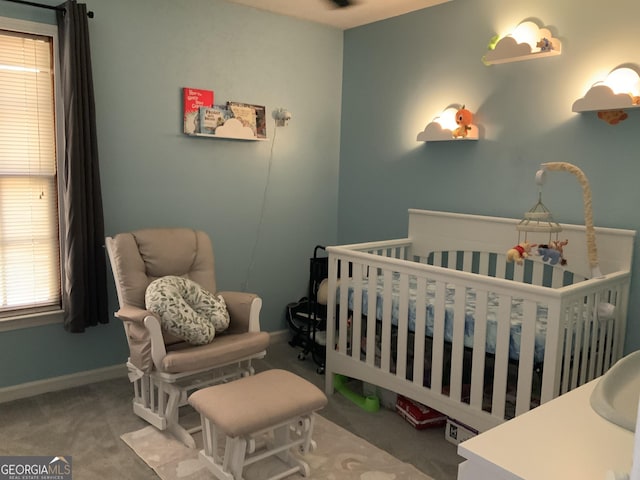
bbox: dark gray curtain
[57,0,108,332]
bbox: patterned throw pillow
[145,275,230,345]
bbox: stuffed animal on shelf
[597,109,628,125]
[452,106,473,138]
[537,239,568,266]
[536,37,553,52]
[506,242,534,265]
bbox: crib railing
[325,241,630,432]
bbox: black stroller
[287,245,328,374]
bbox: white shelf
[417,129,479,142]
[482,22,561,66]
[189,132,268,141]
[484,49,560,65]
[186,118,267,141]
[572,84,640,113]
[417,106,479,142]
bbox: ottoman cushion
[188,369,327,437]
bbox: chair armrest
[143,315,169,372]
[218,291,262,334]
[115,304,166,373]
[115,304,152,323]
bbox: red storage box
[395,395,447,430]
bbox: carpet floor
[0,339,463,480]
[122,413,434,479]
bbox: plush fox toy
[452,106,473,138]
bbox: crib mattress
[339,274,548,363]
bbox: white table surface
[457,380,634,480]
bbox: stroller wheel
[298,352,306,361]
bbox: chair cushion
[145,275,230,345]
[162,331,270,373]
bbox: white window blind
[0,28,61,316]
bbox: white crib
[324,209,635,433]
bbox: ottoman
[188,369,328,480]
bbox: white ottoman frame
[199,412,318,480]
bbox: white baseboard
[269,329,291,344]
[0,364,127,404]
[0,330,292,404]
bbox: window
[0,17,62,323]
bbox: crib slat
[338,261,350,355]
[496,258,507,280]
[463,252,472,273]
[396,274,410,380]
[540,301,562,404]
[515,300,536,417]
[513,264,526,284]
[560,304,574,395]
[366,272,377,367]
[578,294,596,385]
[608,285,623,368]
[449,285,466,403]
[605,285,622,371]
[570,299,586,390]
[446,251,456,269]
[470,289,488,410]
[492,296,511,418]
[586,291,601,381]
[551,267,564,288]
[431,281,446,393]
[380,270,393,373]
[595,313,609,376]
[351,264,363,361]
[413,277,427,387]
[531,263,543,287]
[478,253,490,276]
[603,315,615,372]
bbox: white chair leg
[164,383,196,448]
[223,436,246,480]
[167,422,197,449]
[273,424,291,463]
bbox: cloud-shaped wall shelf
[417,106,479,142]
[483,20,561,65]
[572,67,640,113]
[193,117,267,141]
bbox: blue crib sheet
[340,274,548,363]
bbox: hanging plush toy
[452,106,473,138]
[536,239,568,266]
[506,242,534,265]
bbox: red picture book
[183,87,214,134]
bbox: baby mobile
[506,162,602,279]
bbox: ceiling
[222,0,451,30]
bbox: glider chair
[105,228,270,448]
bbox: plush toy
[506,242,534,265]
[537,239,568,266]
[452,106,473,138]
[597,109,628,125]
[536,37,553,52]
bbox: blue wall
[0,0,342,387]
[339,0,640,352]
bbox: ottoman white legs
[188,369,328,480]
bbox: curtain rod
[2,0,94,18]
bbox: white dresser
[457,380,634,480]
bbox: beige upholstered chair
[105,228,270,447]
